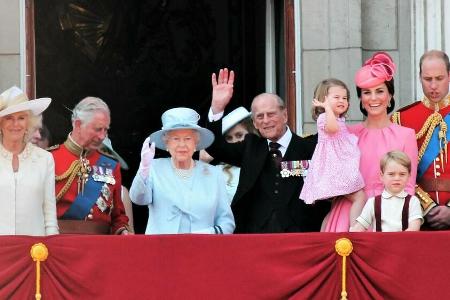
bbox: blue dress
[129,158,235,234]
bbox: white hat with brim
[149,107,214,151]
[222,106,251,134]
[102,137,129,170]
[0,86,51,117]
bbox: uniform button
[90,208,94,213]
[275,182,279,186]
[275,174,280,178]
[436,157,440,162]
[274,190,279,194]
[87,214,93,219]
[436,165,441,169]
[436,172,441,177]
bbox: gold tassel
[30,243,49,300]
[335,238,353,300]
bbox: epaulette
[395,100,422,113]
[46,144,60,151]
[98,148,118,161]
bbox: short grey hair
[71,97,110,126]
[250,93,286,118]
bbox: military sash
[418,113,450,178]
[62,155,117,220]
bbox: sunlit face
[380,160,410,195]
[0,111,29,143]
[360,83,391,118]
[326,86,349,117]
[165,129,198,165]
[252,96,287,142]
[420,57,450,104]
[74,111,110,151]
[224,123,249,143]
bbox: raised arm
[211,68,235,114]
[312,97,339,134]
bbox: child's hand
[312,97,332,110]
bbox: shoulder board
[46,144,60,151]
[98,148,118,161]
[395,100,422,113]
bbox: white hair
[71,97,110,127]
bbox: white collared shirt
[356,189,423,232]
[266,128,292,157]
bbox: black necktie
[269,142,282,169]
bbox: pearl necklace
[172,159,195,179]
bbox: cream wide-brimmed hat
[149,107,214,150]
[222,106,251,134]
[0,86,51,117]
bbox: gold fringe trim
[30,243,49,300]
[335,238,353,300]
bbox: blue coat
[130,158,235,234]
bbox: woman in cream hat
[200,106,258,203]
[129,107,235,234]
[0,86,59,235]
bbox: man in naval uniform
[392,50,450,229]
[206,68,329,233]
[50,97,131,234]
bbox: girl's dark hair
[357,78,395,116]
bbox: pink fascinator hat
[354,52,396,88]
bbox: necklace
[172,159,195,179]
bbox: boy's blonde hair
[311,78,350,120]
[380,150,411,173]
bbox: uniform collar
[381,189,408,199]
[64,133,92,157]
[422,93,450,111]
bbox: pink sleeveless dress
[300,113,364,204]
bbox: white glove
[139,137,155,179]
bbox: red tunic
[51,141,129,234]
[393,100,450,209]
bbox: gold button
[436,157,440,162]
[436,165,441,169]
[436,172,441,177]
[90,208,94,213]
[87,214,93,219]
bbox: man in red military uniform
[392,50,450,229]
[50,96,131,234]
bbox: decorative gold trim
[416,185,437,214]
[422,94,450,111]
[335,238,353,300]
[391,111,401,125]
[30,243,49,300]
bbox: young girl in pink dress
[300,78,366,231]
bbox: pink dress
[300,113,364,203]
[324,122,418,232]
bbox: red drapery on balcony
[0,232,448,299]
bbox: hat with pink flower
[354,52,396,88]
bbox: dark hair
[311,78,350,120]
[419,50,450,75]
[357,78,395,116]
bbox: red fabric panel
[0,233,449,299]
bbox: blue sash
[418,113,450,178]
[62,155,117,220]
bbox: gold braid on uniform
[55,160,82,201]
[416,112,444,161]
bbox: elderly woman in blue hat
[129,107,235,234]
[0,86,59,236]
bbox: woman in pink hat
[0,86,59,236]
[325,52,419,232]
